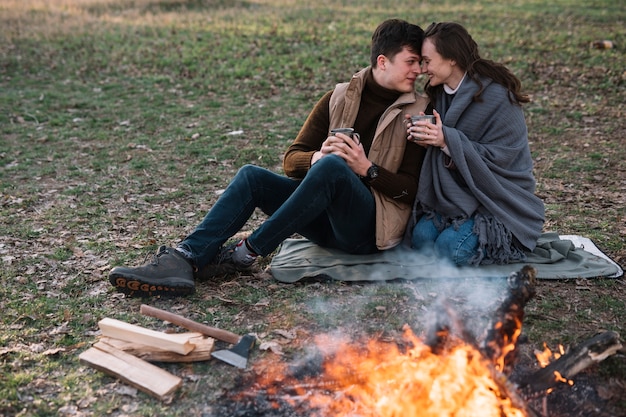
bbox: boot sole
[109,273,195,298]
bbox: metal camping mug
[331,127,360,144]
[410,115,436,125]
[409,115,436,142]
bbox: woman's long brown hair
[423,22,530,105]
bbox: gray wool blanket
[269,233,623,283]
[414,76,545,265]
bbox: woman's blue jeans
[180,155,378,268]
[411,214,479,266]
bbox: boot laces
[214,244,235,266]
[142,246,168,266]
[215,241,256,268]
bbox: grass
[1,0,625,416]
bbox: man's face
[376,47,423,93]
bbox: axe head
[211,334,256,369]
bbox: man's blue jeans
[180,155,378,268]
[411,214,479,266]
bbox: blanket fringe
[470,213,526,265]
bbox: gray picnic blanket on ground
[269,232,623,283]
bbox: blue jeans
[411,214,479,266]
[180,155,378,268]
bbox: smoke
[299,245,514,346]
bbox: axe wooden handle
[140,304,240,345]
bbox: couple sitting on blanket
[108,19,545,298]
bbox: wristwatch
[364,163,379,182]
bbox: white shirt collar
[444,72,467,94]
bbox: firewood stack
[79,316,215,401]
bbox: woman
[407,22,544,266]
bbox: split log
[79,342,182,401]
[518,330,622,393]
[98,317,201,355]
[482,265,537,374]
[100,335,215,362]
[490,367,541,417]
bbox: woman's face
[421,38,464,89]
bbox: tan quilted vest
[329,67,428,249]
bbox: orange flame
[253,327,528,417]
[534,343,553,367]
[488,317,523,373]
[534,343,574,388]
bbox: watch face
[367,165,379,179]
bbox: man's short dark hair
[370,19,424,67]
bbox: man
[109,18,428,297]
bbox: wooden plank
[79,343,182,401]
[98,318,200,355]
[100,336,215,362]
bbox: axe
[139,304,255,369]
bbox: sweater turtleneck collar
[365,68,402,103]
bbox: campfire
[212,266,622,417]
[252,329,529,417]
